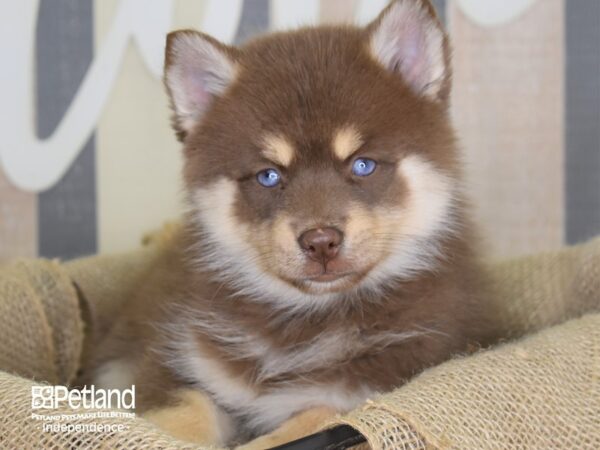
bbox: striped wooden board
[450,0,565,258]
[0,171,37,261]
[320,0,359,23]
[1,0,599,263]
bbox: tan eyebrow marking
[333,126,363,160]
[261,134,295,167]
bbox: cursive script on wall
[0,0,536,192]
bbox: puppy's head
[165,0,461,306]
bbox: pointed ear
[367,0,451,102]
[164,30,239,141]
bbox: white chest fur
[169,328,375,434]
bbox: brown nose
[298,227,344,264]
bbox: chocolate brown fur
[90,0,499,445]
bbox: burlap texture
[0,259,83,386]
[338,312,600,449]
[0,231,598,449]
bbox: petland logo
[31,385,135,410]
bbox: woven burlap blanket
[0,229,598,449]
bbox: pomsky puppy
[91,0,497,447]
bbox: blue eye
[256,168,281,188]
[352,158,377,177]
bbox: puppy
[91,0,497,446]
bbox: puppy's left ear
[367,0,451,102]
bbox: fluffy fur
[89,0,499,446]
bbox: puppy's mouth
[304,271,355,283]
[287,262,370,294]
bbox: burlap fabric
[0,230,598,449]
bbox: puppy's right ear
[164,30,238,141]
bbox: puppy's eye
[256,168,282,188]
[351,158,377,177]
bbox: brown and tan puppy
[91,0,498,447]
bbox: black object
[266,425,366,450]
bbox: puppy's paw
[237,406,336,450]
[143,389,232,445]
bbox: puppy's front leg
[143,389,233,446]
[237,407,336,450]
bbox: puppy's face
[165,0,460,303]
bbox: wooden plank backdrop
[36,0,97,260]
[94,0,186,255]
[320,0,358,23]
[565,1,600,244]
[450,0,565,258]
[1,0,599,263]
[0,172,37,261]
